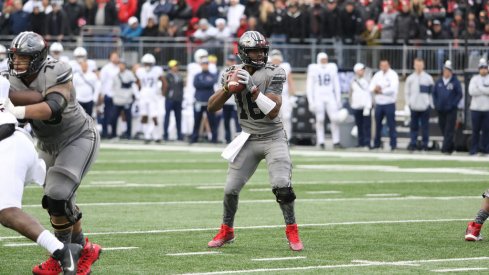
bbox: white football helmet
[73,47,88,58]
[141,53,156,65]
[49,42,64,54]
[193,49,208,63]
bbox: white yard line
[297,165,489,176]
[20,196,481,208]
[365,194,400,197]
[0,218,470,241]
[195,186,224,190]
[251,256,306,261]
[432,267,489,272]
[4,243,37,247]
[178,257,489,275]
[306,191,342,194]
[248,188,271,192]
[167,252,222,256]
[90,180,126,185]
[101,143,489,162]
[100,247,139,251]
[88,169,227,175]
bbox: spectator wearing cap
[393,1,419,43]
[217,55,241,143]
[323,0,342,39]
[369,59,399,151]
[122,16,143,42]
[284,2,307,43]
[45,0,71,40]
[428,19,451,70]
[215,18,231,42]
[227,0,245,35]
[350,63,372,148]
[377,0,398,41]
[164,60,185,141]
[185,17,200,37]
[339,0,364,44]
[432,60,463,154]
[85,0,118,26]
[405,58,434,151]
[191,57,219,143]
[192,18,218,44]
[468,58,489,155]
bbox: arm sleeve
[469,77,482,96]
[382,72,398,96]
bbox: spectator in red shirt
[117,0,137,25]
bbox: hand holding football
[226,70,246,93]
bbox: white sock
[143,123,155,140]
[36,230,64,254]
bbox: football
[227,70,246,93]
[9,89,45,106]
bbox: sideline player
[269,49,295,141]
[0,76,82,275]
[207,31,303,251]
[4,31,101,275]
[306,52,348,149]
[136,53,166,143]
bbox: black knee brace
[42,195,82,230]
[272,187,296,204]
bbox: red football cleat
[285,224,304,251]
[465,221,483,241]
[76,238,102,275]
[32,256,61,275]
[208,224,235,248]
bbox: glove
[236,69,256,91]
[0,98,25,119]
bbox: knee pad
[272,187,296,204]
[42,195,82,229]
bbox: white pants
[139,93,159,118]
[314,98,342,145]
[0,130,46,211]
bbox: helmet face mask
[238,31,269,68]
[8,32,48,78]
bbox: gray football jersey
[219,64,286,135]
[6,59,91,153]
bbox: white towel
[221,131,250,163]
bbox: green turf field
[1,144,489,274]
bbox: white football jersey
[69,59,98,74]
[136,66,164,97]
[0,59,8,72]
[306,63,340,98]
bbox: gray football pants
[222,130,295,226]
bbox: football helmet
[141,53,156,65]
[8,31,48,78]
[193,49,208,63]
[49,42,64,54]
[73,47,88,58]
[237,31,269,68]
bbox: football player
[0,76,82,275]
[135,53,166,143]
[4,32,101,275]
[48,42,70,63]
[269,49,295,141]
[207,31,303,251]
[306,52,348,149]
[69,47,98,74]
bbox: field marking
[196,186,223,190]
[4,243,37,247]
[306,191,342,194]
[352,260,419,266]
[99,247,139,251]
[167,252,222,256]
[89,169,226,175]
[90,180,126,185]
[248,188,271,192]
[101,143,489,162]
[432,267,489,272]
[0,218,470,241]
[96,159,222,164]
[365,194,400,197]
[297,165,489,176]
[21,196,481,209]
[178,257,489,275]
[251,256,306,261]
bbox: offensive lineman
[0,76,82,275]
[306,52,348,149]
[4,32,101,275]
[207,31,304,251]
[135,53,166,143]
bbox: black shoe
[53,243,82,275]
[333,143,345,149]
[319,143,325,150]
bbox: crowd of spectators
[1,0,489,45]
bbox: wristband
[12,106,26,119]
[255,93,276,115]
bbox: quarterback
[207,31,303,251]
